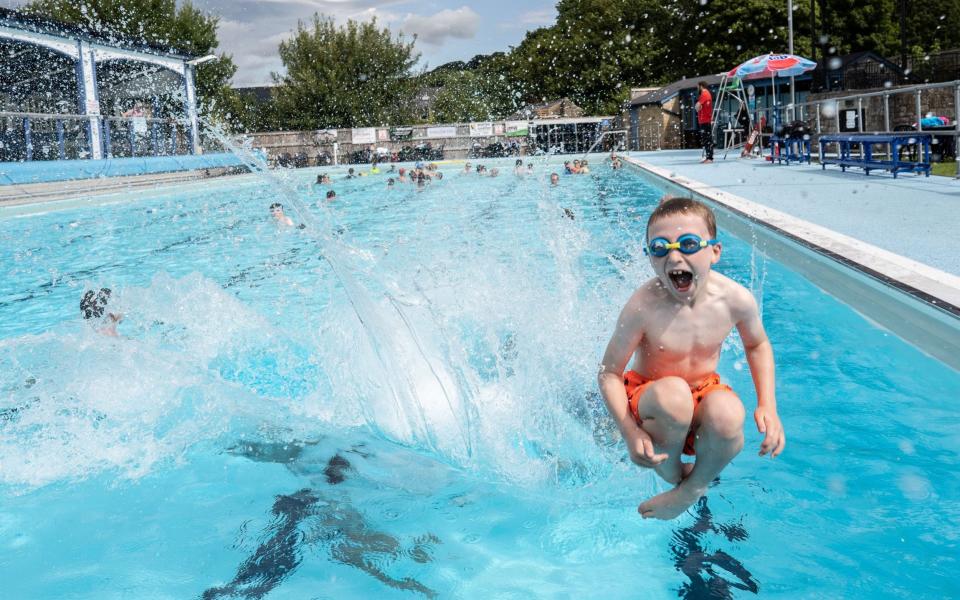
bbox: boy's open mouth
[668,269,694,292]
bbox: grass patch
[932,161,957,177]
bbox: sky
[1,1,558,87]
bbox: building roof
[510,97,585,119]
[826,50,902,72]
[235,85,277,104]
[629,74,725,107]
[0,7,194,60]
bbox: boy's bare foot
[638,483,706,520]
[703,159,713,164]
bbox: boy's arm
[734,289,786,458]
[598,293,668,468]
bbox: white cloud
[517,9,555,26]
[400,6,479,46]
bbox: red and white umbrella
[728,53,817,80]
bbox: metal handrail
[0,110,91,120]
[736,79,960,177]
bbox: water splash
[199,121,474,464]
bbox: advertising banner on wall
[351,127,376,144]
[468,122,493,136]
[505,120,529,137]
[426,126,457,139]
[377,128,390,141]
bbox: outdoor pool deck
[624,149,960,368]
[627,149,960,277]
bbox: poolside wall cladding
[0,153,245,185]
[248,126,508,162]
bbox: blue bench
[769,135,812,165]
[818,133,932,178]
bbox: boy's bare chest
[641,304,734,357]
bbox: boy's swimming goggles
[645,233,718,257]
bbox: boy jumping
[598,197,785,520]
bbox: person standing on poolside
[695,81,714,164]
[598,196,784,520]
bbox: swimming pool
[1,160,958,598]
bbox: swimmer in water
[270,203,294,226]
[80,287,122,337]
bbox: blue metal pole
[151,120,159,156]
[151,96,160,156]
[24,117,33,161]
[56,119,65,159]
[103,118,112,158]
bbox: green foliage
[417,54,518,122]
[271,15,418,129]
[24,0,239,122]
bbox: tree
[24,0,239,122]
[272,15,419,129]
[417,54,519,122]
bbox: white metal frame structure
[0,17,202,159]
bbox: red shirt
[696,89,713,125]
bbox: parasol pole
[788,0,796,121]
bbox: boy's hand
[754,406,785,458]
[625,427,668,468]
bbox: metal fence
[714,80,960,176]
[0,111,202,162]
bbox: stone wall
[246,124,525,164]
[805,84,959,134]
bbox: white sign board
[351,127,376,144]
[469,122,493,136]
[844,111,858,130]
[505,120,529,134]
[426,126,457,139]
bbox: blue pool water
[1,160,958,598]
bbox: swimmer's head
[645,196,720,303]
[387,178,395,186]
[326,190,336,199]
[516,159,523,166]
[80,288,112,320]
[550,172,559,184]
[646,196,716,241]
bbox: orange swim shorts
[624,370,735,456]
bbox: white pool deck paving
[624,149,960,309]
